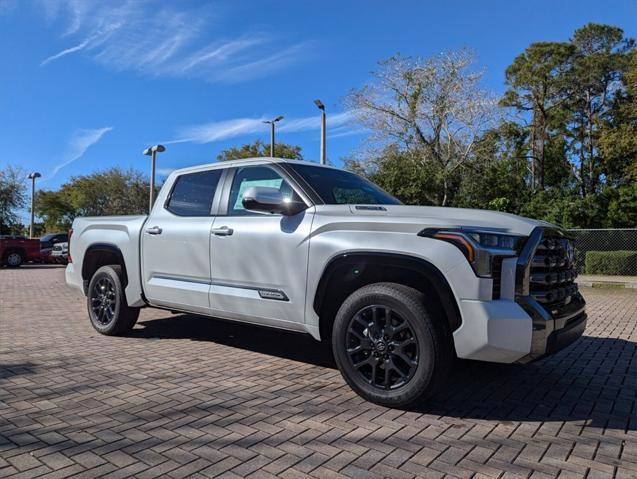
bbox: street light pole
[142,145,166,214]
[263,116,284,157]
[314,100,326,165]
[27,172,41,239]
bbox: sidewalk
[577,274,637,289]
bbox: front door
[209,164,314,328]
[141,168,223,314]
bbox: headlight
[419,228,525,277]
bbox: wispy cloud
[40,26,115,66]
[212,42,311,83]
[38,0,310,83]
[45,127,112,181]
[167,118,267,145]
[167,111,359,145]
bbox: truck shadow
[129,313,636,430]
[0,362,38,380]
[130,313,336,368]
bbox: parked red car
[0,235,42,267]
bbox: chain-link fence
[567,228,637,276]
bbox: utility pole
[142,145,166,213]
[263,116,284,157]
[27,172,41,238]
[314,100,326,165]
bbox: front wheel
[332,282,453,408]
[87,265,139,335]
[5,251,23,268]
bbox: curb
[577,280,637,289]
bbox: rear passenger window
[166,169,222,216]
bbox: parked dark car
[40,233,68,257]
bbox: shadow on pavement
[130,313,636,430]
[0,362,38,380]
[422,336,636,429]
[131,313,336,368]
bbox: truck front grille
[529,232,579,317]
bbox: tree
[567,23,634,195]
[35,168,150,231]
[0,165,26,234]
[454,123,529,213]
[34,189,75,232]
[500,42,575,190]
[346,50,498,205]
[599,49,637,186]
[345,146,445,206]
[217,140,303,162]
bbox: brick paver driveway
[1,266,636,478]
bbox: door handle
[145,226,163,235]
[211,226,233,236]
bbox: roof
[167,157,339,177]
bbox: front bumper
[453,295,587,363]
[453,299,533,363]
[515,293,587,363]
[452,226,586,363]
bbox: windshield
[289,164,401,205]
[40,234,65,243]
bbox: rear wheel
[5,251,23,268]
[332,282,453,408]
[87,265,139,335]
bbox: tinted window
[290,164,401,205]
[40,233,67,246]
[227,166,301,216]
[41,234,58,243]
[166,169,222,216]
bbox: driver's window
[227,166,299,216]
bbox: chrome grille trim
[514,226,587,362]
[528,232,579,315]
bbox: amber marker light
[432,232,475,262]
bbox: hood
[342,205,554,237]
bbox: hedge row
[584,250,637,276]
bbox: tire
[87,265,139,335]
[332,282,453,408]
[5,251,24,268]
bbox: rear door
[208,164,314,328]
[141,168,224,314]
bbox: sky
[1,0,636,202]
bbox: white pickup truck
[66,158,586,407]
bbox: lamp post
[142,144,166,213]
[314,99,326,165]
[27,172,41,239]
[262,116,284,157]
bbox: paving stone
[0,268,636,478]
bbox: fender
[313,252,462,338]
[81,243,129,293]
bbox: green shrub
[584,251,637,276]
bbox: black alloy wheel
[87,265,139,335]
[345,305,419,390]
[332,282,453,408]
[90,275,117,326]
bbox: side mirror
[242,186,306,216]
